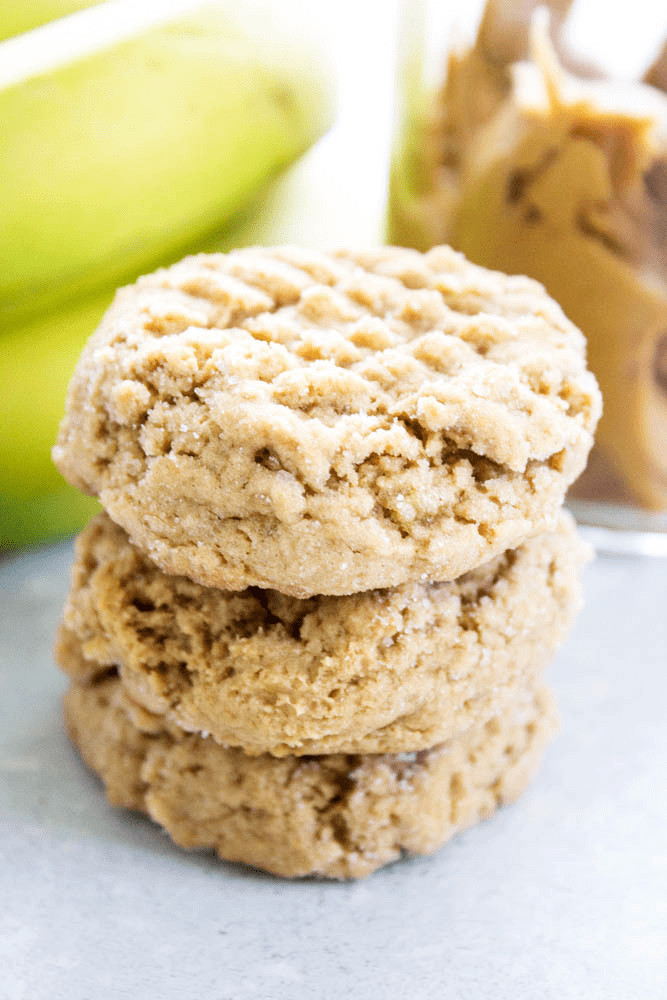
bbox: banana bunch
[0,0,333,548]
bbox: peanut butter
[390,0,667,509]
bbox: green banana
[0,1,102,42]
[0,1,333,327]
[0,289,109,548]
[0,1,333,548]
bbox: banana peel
[0,290,108,548]
[0,1,102,42]
[0,1,334,548]
[0,2,334,327]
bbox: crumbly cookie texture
[64,674,557,879]
[53,245,600,596]
[55,511,587,756]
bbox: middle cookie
[56,511,587,756]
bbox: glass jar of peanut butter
[389,0,667,554]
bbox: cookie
[55,511,586,756]
[64,674,557,879]
[53,245,600,596]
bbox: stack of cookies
[53,245,601,878]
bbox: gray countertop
[1,540,666,1000]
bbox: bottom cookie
[64,675,557,879]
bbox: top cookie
[53,245,600,596]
